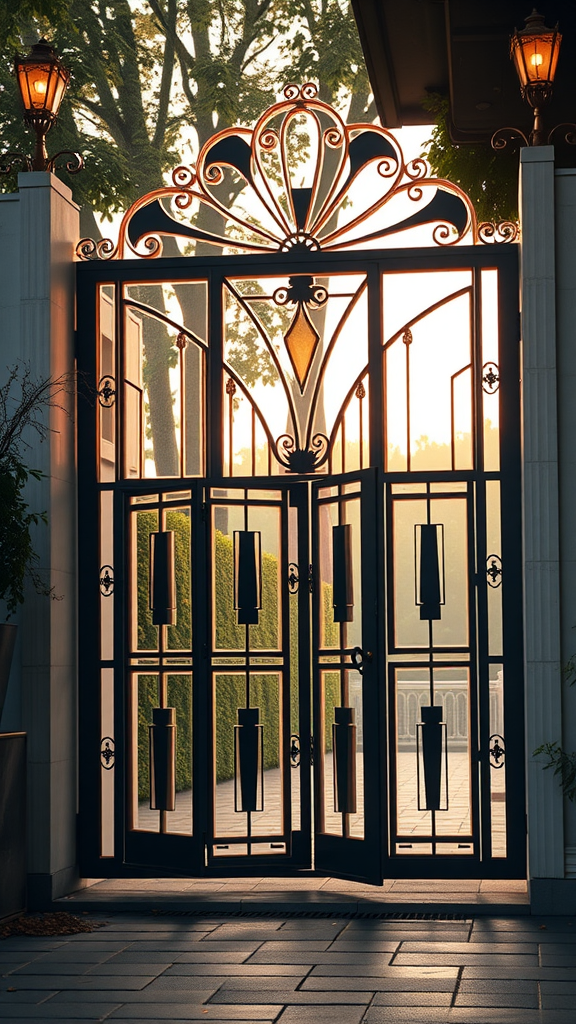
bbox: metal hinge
[309,734,315,765]
[201,502,207,523]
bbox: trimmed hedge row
[136,511,339,799]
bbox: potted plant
[0,364,71,722]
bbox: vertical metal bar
[208,270,223,477]
[498,251,525,876]
[192,481,209,872]
[472,265,489,863]
[370,264,384,472]
[77,270,104,875]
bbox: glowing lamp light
[0,37,85,174]
[15,38,70,124]
[510,9,561,102]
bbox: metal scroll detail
[486,554,503,588]
[290,734,301,767]
[99,566,114,596]
[100,737,115,769]
[482,362,500,393]
[76,82,505,262]
[489,734,506,768]
[288,563,300,594]
[97,376,116,407]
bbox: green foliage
[533,653,576,803]
[0,463,48,618]
[422,94,519,224]
[533,742,576,803]
[0,365,72,619]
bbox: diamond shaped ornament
[284,303,320,392]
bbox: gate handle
[351,646,372,675]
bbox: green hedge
[136,513,340,799]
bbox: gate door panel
[312,470,383,884]
[124,486,203,872]
[205,482,310,870]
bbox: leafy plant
[533,742,576,803]
[422,94,519,224]
[0,365,72,619]
[534,656,576,802]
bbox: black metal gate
[76,88,524,883]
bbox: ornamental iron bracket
[98,376,116,407]
[489,734,506,768]
[486,554,503,588]
[482,362,500,394]
[99,565,114,596]
[100,737,115,769]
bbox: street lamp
[0,38,83,175]
[492,8,575,150]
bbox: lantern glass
[15,41,70,121]
[511,29,561,88]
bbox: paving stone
[540,980,576,993]
[0,990,55,1003]
[309,965,458,979]
[11,964,95,976]
[28,950,121,963]
[0,952,44,963]
[461,966,575,981]
[107,1004,282,1019]
[118,940,261,952]
[0,941,68,951]
[454,991,538,1008]
[273,1008,366,1024]
[171,950,266,964]
[0,975,156,990]
[51,987,220,1003]
[458,980,538,994]
[541,993,576,1008]
[334,931,471,943]
[372,992,453,1006]
[366,1010,575,1024]
[365,1010,454,1023]
[86,964,172,976]
[207,976,304,990]
[0,1003,122,1018]
[210,989,371,1004]
[393,953,539,967]
[329,942,402,952]
[540,954,576,966]
[301,975,456,992]
[398,942,538,954]
[163,963,307,977]
[247,951,396,965]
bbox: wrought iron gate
[77,86,524,883]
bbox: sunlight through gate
[77,84,524,883]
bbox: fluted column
[520,146,564,882]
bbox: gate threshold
[56,877,529,917]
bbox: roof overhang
[351,0,576,145]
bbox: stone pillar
[17,172,79,905]
[555,167,576,885]
[520,147,565,909]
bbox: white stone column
[17,172,79,904]
[555,167,576,882]
[520,147,565,896]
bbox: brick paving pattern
[2,912,576,1023]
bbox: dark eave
[351,0,576,145]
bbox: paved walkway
[2,911,576,1023]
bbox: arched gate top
[77,83,517,262]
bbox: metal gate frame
[76,243,524,882]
